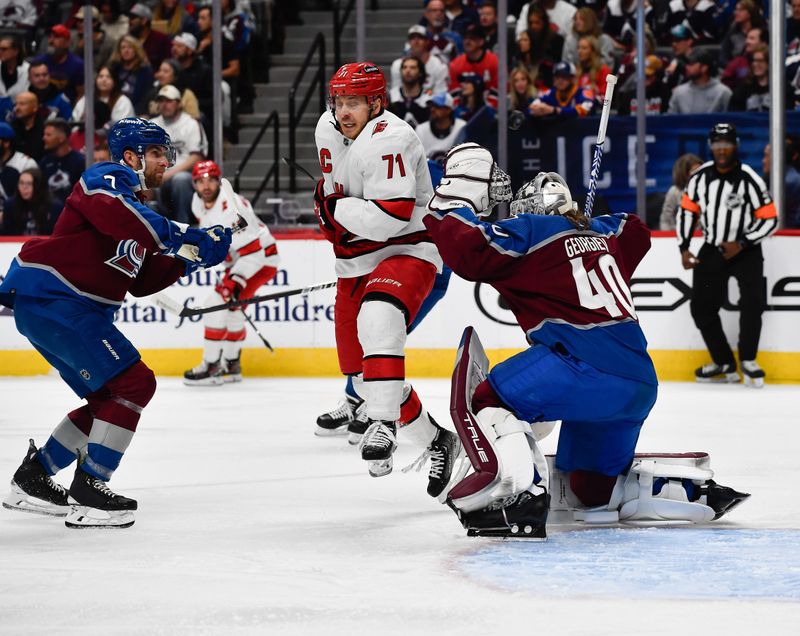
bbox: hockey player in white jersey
[313,61,461,487]
[183,160,280,385]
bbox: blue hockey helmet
[108,117,176,165]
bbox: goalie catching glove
[428,143,512,217]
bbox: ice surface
[1,376,799,635]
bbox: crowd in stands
[0,0,262,234]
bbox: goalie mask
[433,143,512,215]
[510,171,577,217]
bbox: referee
[677,123,778,387]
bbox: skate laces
[90,477,117,498]
[328,399,356,421]
[401,440,447,476]
[401,447,432,474]
[362,422,395,450]
[42,476,67,497]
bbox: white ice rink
[1,375,798,635]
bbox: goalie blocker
[441,327,750,539]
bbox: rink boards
[0,232,798,382]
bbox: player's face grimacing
[334,95,377,140]
[142,145,171,188]
[194,175,220,203]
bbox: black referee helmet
[709,123,739,146]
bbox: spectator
[72,5,115,72]
[617,55,672,115]
[153,0,199,37]
[11,92,47,160]
[443,0,479,36]
[720,0,765,67]
[28,61,73,121]
[575,35,612,101]
[72,66,135,126]
[511,29,554,92]
[789,0,800,57]
[663,23,696,90]
[668,48,731,114]
[67,100,111,155]
[98,0,130,44]
[658,152,702,230]
[516,0,577,38]
[721,26,767,90]
[32,25,84,103]
[93,140,111,164]
[0,121,37,175]
[478,1,499,51]
[419,0,463,64]
[763,137,800,228]
[171,33,213,124]
[40,119,85,205]
[509,66,538,114]
[665,0,718,45]
[1,168,61,236]
[391,26,449,95]
[150,84,208,224]
[143,58,200,119]
[530,61,595,119]
[448,24,499,103]
[109,35,154,113]
[598,0,654,51]
[453,72,491,121]
[522,5,564,64]
[0,0,36,39]
[388,57,431,128]
[414,92,466,163]
[0,35,29,98]
[562,7,617,69]
[789,52,800,110]
[729,44,778,112]
[615,26,657,89]
[128,3,173,70]
[196,4,238,135]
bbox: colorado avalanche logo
[105,239,145,278]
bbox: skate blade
[467,524,547,540]
[222,373,242,384]
[347,431,364,445]
[367,458,393,478]
[183,377,224,387]
[743,376,764,388]
[65,505,135,529]
[695,374,740,384]
[315,424,349,437]
[2,494,69,517]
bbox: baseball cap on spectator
[173,32,197,51]
[686,48,714,66]
[129,3,153,20]
[429,92,454,109]
[463,24,486,40]
[644,55,663,76]
[157,84,182,101]
[75,6,99,20]
[407,25,428,39]
[50,25,71,39]
[0,122,14,139]
[670,24,692,40]
[553,61,576,77]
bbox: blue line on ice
[460,528,800,600]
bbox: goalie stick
[149,280,338,318]
[583,74,617,218]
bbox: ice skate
[315,396,361,437]
[694,362,739,384]
[359,420,397,477]
[455,490,550,540]
[2,439,69,517]
[183,358,224,386]
[222,356,243,383]
[740,360,765,388]
[65,464,137,529]
[403,427,467,501]
[346,401,369,445]
[700,480,751,519]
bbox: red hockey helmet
[192,159,222,181]
[328,62,387,111]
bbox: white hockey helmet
[510,171,577,217]
[434,142,513,215]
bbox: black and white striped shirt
[676,160,778,251]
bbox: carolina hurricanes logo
[372,121,388,136]
[105,239,145,278]
[222,200,228,211]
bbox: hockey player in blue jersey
[0,118,232,529]
[423,144,749,538]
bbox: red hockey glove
[313,178,346,242]
[216,271,247,303]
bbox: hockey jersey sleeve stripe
[754,202,777,219]
[333,230,433,259]
[372,198,416,223]
[236,238,264,257]
[204,327,227,341]
[680,193,701,214]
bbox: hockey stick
[281,157,317,183]
[151,280,338,318]
[583,74,617,218]
[243,310,274,353]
